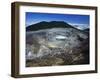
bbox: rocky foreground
[26,21,89,67]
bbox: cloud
[69,23,89,30]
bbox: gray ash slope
[26,21,89,67]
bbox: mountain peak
[50,21,66,24]
[26,21,73,31]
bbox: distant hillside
[83,28,89,35]
[83,28,89,32]
[26,21,75,31]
